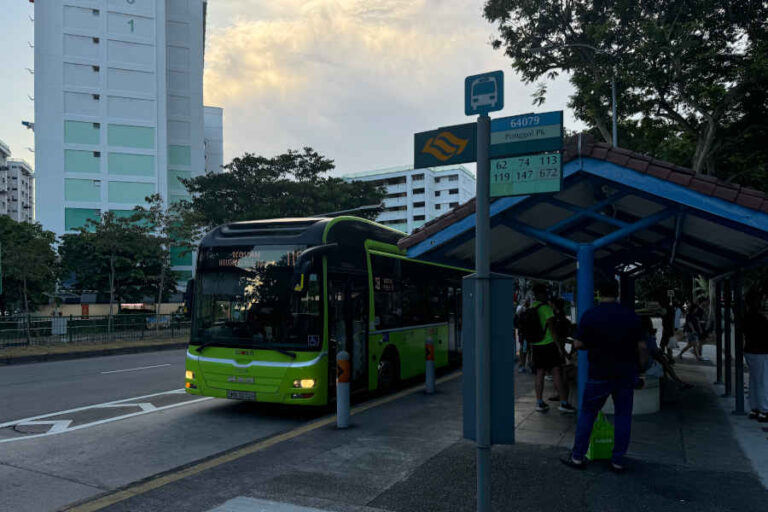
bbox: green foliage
[484,0,768,179]
[177,148,386,230]
[0,218,58,313]
[59,211,174,310]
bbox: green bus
[184,216,466,406]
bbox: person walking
[516,298,531,373]
[744,289,768,423]
[524,283,575,414]
[561,279,647,472]
[679,300,706,361]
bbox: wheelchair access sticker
[308,335,320,348]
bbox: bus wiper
[276,348,297,359]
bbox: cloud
[204,0,578,174]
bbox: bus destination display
[489,152,562,197]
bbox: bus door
[328,273,368,390]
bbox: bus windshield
[193,245,323,351]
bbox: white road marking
[100,363,171,374]
[0,389,212,443]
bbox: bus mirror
[185,279,195,311]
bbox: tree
[484,0,768,175]
[178,148,386,230]
[59,212,171,330]
[131,194,194,322]
[0,218,58,342]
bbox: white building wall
[203,105,224,173]
[34,0,206,282]
[7,160,35,223]
[342,165,476,234]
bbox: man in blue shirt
[562,279,647,472]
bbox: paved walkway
[68,357,768,512]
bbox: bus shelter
[398,133,768,413]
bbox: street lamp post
[530,43,618,147]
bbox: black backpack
[518,303,546,344]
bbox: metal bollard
[425,337,436,394]
[336,351,351,429]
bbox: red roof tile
[689,178,717,196]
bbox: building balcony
[383,196,408,208]
[384,183,407,194]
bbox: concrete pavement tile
[0,463,102,512]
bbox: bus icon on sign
[465,71,504,116]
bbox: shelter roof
[399,134,768,280]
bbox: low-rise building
[342,165,475,234]
[0,139,35,223]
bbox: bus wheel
[378,349,400,392]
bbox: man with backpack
[518,283,576,414]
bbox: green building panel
[108,181,155,203]
[65,208,100,231]
[110,209,135,219]
[65,150,101,173]
[65,179,101,202]
[168,169,191,193]
[168,145,191,166]
[108,153,155,177]
[171,246,193,266]
[169,193,191,205]
[108,125,155,149]
[64,121,100,145]
[174,270,193,282]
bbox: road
[0,350,322,512]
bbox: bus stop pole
[733,272,745,415]
[475,113,491,512]
[723,279,732,397]
[714,281,723,385]
[576,244,594,411]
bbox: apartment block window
[385,177,406,185]
[412,173,424,181]
[413,188,425,194]
[434,177,441,184]
[413,201,425,208]
[414,215,426,221]
[386,192,407,199]
[449,188,459,195]
[448,175,459,182]
[434,191,441,197]
[435,204,441,210]
[450,202,459,208]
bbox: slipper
[560,454,585,470]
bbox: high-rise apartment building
[203,105,223,173]
[34,0,210,281]
[342,165,475,234]
[0,139,36,223]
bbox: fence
[0,314,191,348]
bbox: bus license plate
[226,390,256,401]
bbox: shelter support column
[620,274,635,310]
[576,244,594,411]
[723,279,732,397]
[714,281,723,385]
[733,272,745,415]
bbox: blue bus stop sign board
[490,110,563,158]
[465,71,504,116]
[414,122,476,168]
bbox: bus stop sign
[465,71,504,116]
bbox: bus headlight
[185,370,195,380]
[292,378,316,389]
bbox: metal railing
[0,314,191,348]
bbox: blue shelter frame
[400,135,768,413]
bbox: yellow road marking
[65,372,462,512]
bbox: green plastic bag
[586,411,614,460]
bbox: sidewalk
[69,361,768,512]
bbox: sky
[0,0,581,176]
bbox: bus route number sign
[489,152,562,197]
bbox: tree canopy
[484,0,768,179]
[178,148,386,230]
[59,212,175,313]
[0,217,58,314]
